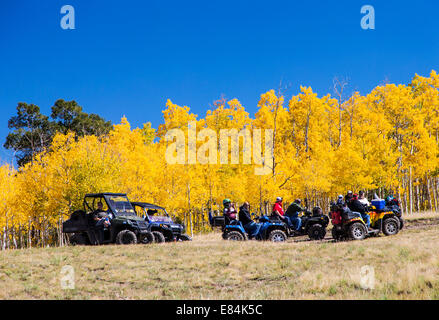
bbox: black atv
[271,207,330,240]
[62,193,155,245]
[131,202,192,243]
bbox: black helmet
[294,199,301,204]
[312,206,323,217]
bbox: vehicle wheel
[382,217,400,236]
[225,231,245,241]
[308,224,326,240]
[140,231,155,244]
[152,231,166,243]
[398,217,405,230]
[116,230,137,245]
[222,232,228,240]
[348,222,367,240]
[178,234,192,241]
[268,230,287,242]
[69,233,86,245]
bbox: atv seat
[342,211,362,221]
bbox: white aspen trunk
[187,182,193,237]
[416,181,420,212]
[433,178,439,212]
[42,216,45,248]
[409,167,413,215]
[201,205,205,230]
[426,177,432,211]
[398,185,403,215]
[190,211,193,238]
[2,227,5,250]
[403,174,408,214]
[21,226,24,249]
[60,214,65,247]
[28,219,32,249]
[5,217,9,249]
[12,229,17,249]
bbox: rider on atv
[223,199,237,223]
[238,202,259,235]
[348,193,371,229]
[272,197,292,228]
[385,195,401,213]
[285,199,305,233]
[336,195,344,205]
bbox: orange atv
[329,203,379,241]
[367,204,401,236]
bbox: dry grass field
[0,212,438,300]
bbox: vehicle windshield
[107,195,136,216]
[149,216,172,222]
[145,208,172,222]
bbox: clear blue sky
[1,0,438,162]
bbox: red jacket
[273,202,284,216]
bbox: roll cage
[83,193,136,217]
[131,202,171,222]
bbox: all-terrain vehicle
[270,206,330,240]
[329,200,401,241]
[62,193,155,245]
[209,212,288,242]
[330,203,373,241]
[131,202,192,243]
[367,199,403,236]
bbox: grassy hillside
[0,215,439,300]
